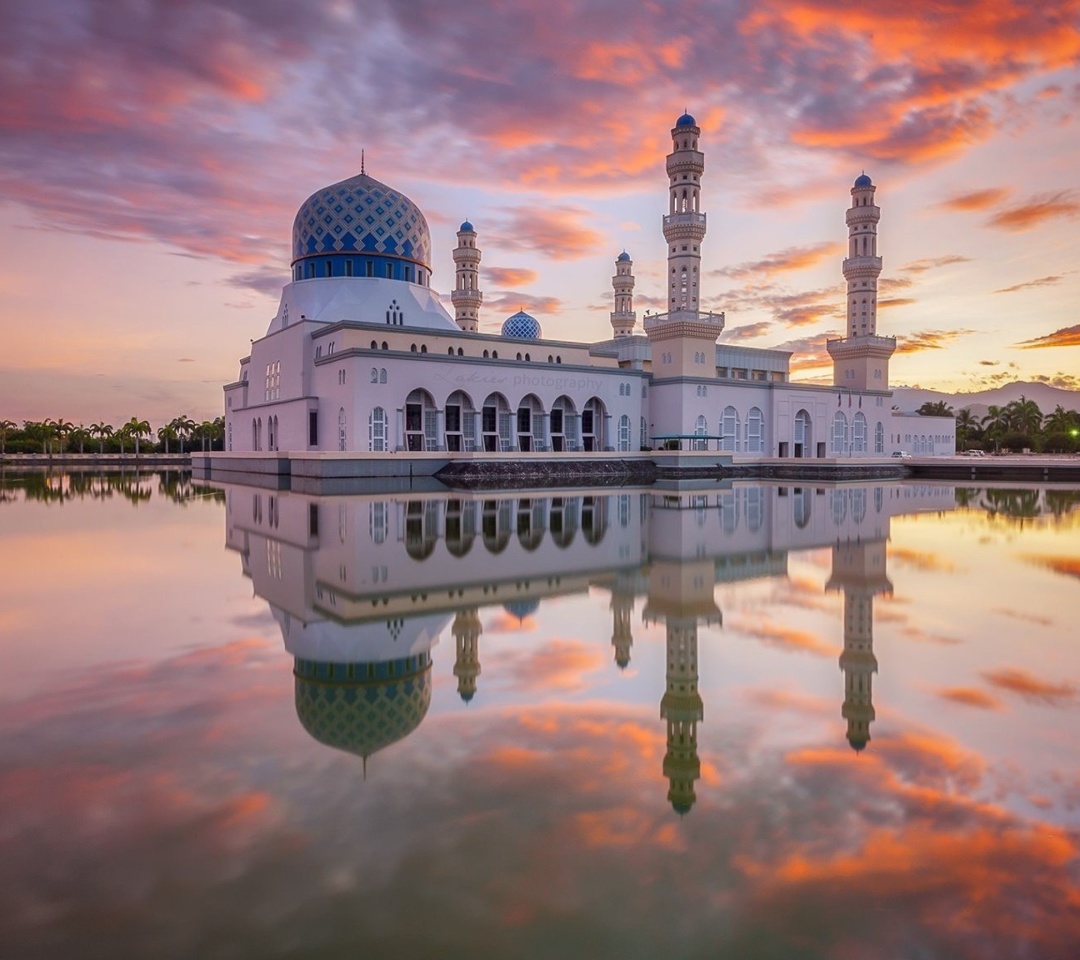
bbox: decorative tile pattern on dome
[501,310,543,340]
[294,664,432,759]
[292,173,431,268]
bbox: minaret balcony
[826,334,896,359]
[663,212,707,240]
[845,207,880,225]
[842,256,882,277]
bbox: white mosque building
[222,112,954,462]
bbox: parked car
[962,449,986,457]
[891,451,912,459]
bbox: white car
[891,451,912,459]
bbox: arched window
[693,414,707,450]
[852,412,867,453]
[745,407,765,453]
[337,408,346,452]
[875,421,884,454]
[831,411,848,455]
[370,367,378,383]
[618,414,631,451]
[368,406,387,452]
[721,406,739,452]
[379,368,387,383]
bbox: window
[618,414,631,451]
[746,407,764,453]
[337,408,347,451]
[369,406,387,452]
[852,413,867,453]
[721,406,739,452]
[371,367,378,383]
[831,411,848,455]
[308,411,318,446]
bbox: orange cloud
[986,191,1080,232]
[900,255,972,273]
[729,615,839,657]
[894,329,973,354]
[937,187,1011,212]
[483,267,539,287]
[1023,556,1080,580]
[490,206,606,261]
[995,275,1065,294]
[982,667,1078,705]
[888,547,955,573]
[936,687,1005,710]
[714,241,843,281]
[1016,325,1080,349]
[491,638,606,693]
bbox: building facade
[223,114,954,459]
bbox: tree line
[0,416,225,456]
[916,396,1080,453]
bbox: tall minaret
[610,578,635,669]
[826,539,892,752]
[452,607,482,703]
[660,617,704,814]
[451,220,482,332]
[663,112,706,319]
[610,251,636,338]
[827,174,896,389]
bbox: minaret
[452,607,482,702]
[610,251,637,338]
[663,112,707,319]
[826,539,892,752]
[610,579,635,669]
[451,220,482,332]
[827,175,896,389]
[660,618,704,814]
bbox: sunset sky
[1,0,1078,427]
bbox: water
[1,470,1079,958]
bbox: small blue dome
[675,111,696,128]
[854,173,873,188]
[459,220,474,232]
[616,250,631,262]
[501,310,542,340]
[503,598,540,622]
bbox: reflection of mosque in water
[223,482,953,809]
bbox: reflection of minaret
[661,617,704,814]
[826,540,892,752]
[452,607,482,703]
[644,558,719,814]
[610,575,635,669]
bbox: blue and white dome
[501,310,542,339]
[616,250,631,262]
[503,598,540,622]
[675,111,697,128]
[291,171,432,283]
[854,173,873,188]
[459,219,475,232]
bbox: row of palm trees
[0,416,225,456]
[917,396,1080,453]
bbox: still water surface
[1,471,1079,958]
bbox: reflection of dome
[459,219,474,232]
[854,173,873,188]
[672,800,693,816]
[675,112,696,127]
[616,250,631,262]
[848,736,868,752]
[503,598,540,622]
[294,654,432,760]
[501,310,542,339]
[292,172,431,274]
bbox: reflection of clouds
[1023,555,1080,581]
[992,608,1055,627]
[935,686,1006,711]
[982,667,1078,706]
[729,614,839,658]
[487,639,606,694]
[2,638,1079,957]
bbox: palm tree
[981,405,1010,447]
[1005,395,1043,435]
[1044,405,1078,434]
[0,419,15,456]
[53,418,75,453]
[157,423,177,454]
[89,422,113,454]
[955,408,981,449]
[123,418,151,456]
[917,400,954,417]
[70,425,91,454]
[171,415,196,455]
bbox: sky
[1,0,1079,427]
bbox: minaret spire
[827,173,896,391]
[610,251,636,338]
[361,149,365,175]
[451,220,482,332]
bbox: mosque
[222,113,955,462]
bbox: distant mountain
[890,381,1080,418]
